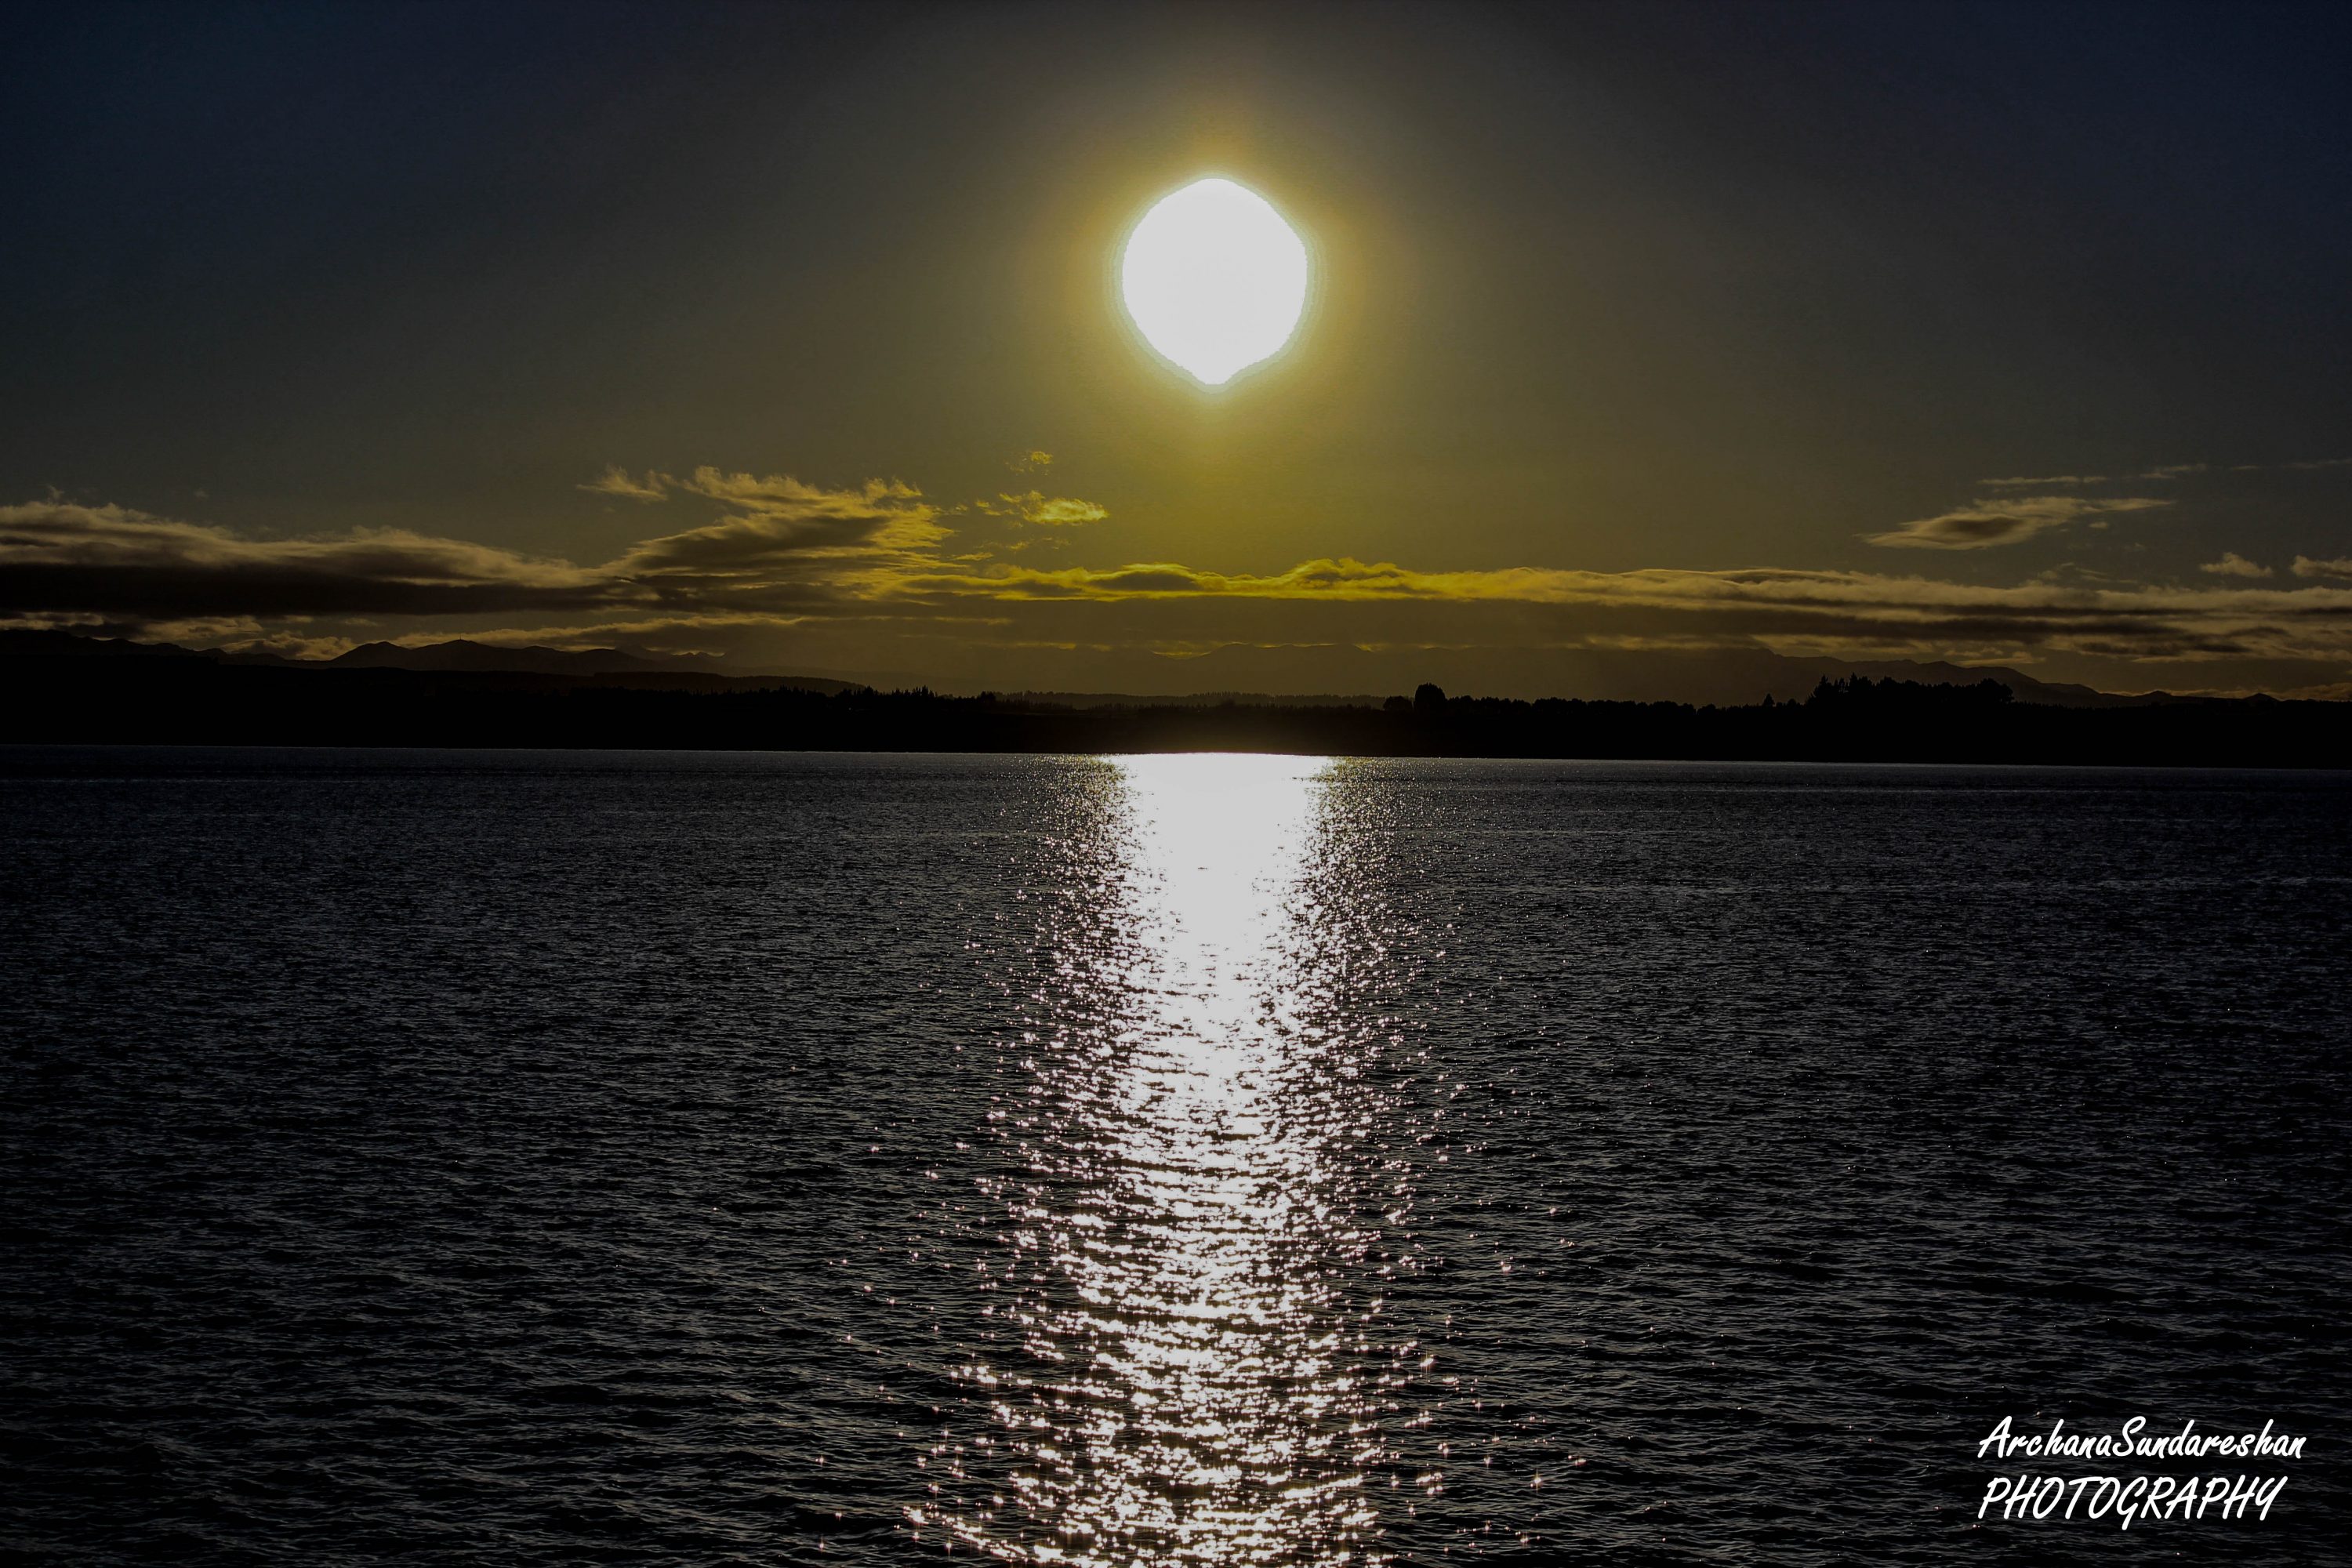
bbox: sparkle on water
[1120,177,1310,387]
[913,755,1398,1565]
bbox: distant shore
[7,648,2348,768]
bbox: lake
[4,749,2346,1563]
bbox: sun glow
[1120,177,1309,387]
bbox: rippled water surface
[4,749,2347,1564]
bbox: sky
[5,0,2351,699]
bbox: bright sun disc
[1121,177,1308,387]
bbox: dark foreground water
[2,748,2346,1566]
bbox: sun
[1120,177,1309,387]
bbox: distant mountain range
[9,632,2343,766]
[0,628,2199,708]
[328,638,735,677]
[1737,657,2145,709]
[0,630,866,695]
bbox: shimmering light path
[919,756,1396,1564]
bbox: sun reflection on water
[916,753,1394,1565]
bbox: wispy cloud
[1007,450,1054,474]
[417,558,2352,670]
[0,499,611,618]
[1864,495,2169,550]
[975,490,1109,527]
[2198,552,2272,579]
[1980,464,2206,488]
[13,475,2352,676]
[0,470,944,622]
[579,465,935,533]
[1980,474,2116,489]
[1987,457,2352,484]
[579,466,670,502]
[666,467,925,517]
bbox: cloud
[615,470,948,582]
[1980,465,2205,488]
[1007,450,1053,473]
[1987,458,2352,485]
[1025,497,1109,526]
[1865,495,2170,550]
[13,478,2352,678]
[2198,552,2272,578]
[0,499,613,619]
[0,471,945,622]
[974,490,1109,526]
[666,467,924,516]
[299,557,2352,669]
[579,464,935,530]
[579,466,671,502]
[855,554,2352,673]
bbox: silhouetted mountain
[0,628,216,661]
[0,629,862,693]
[0,629,2169,708]
[328,638,879,691]
[328,639,723,677]
[327,639,863,692]
[1824,659,2135,707]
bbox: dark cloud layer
[9,488,2352,686]
[0,502,612,619]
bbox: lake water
[4,749,2347,1564]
